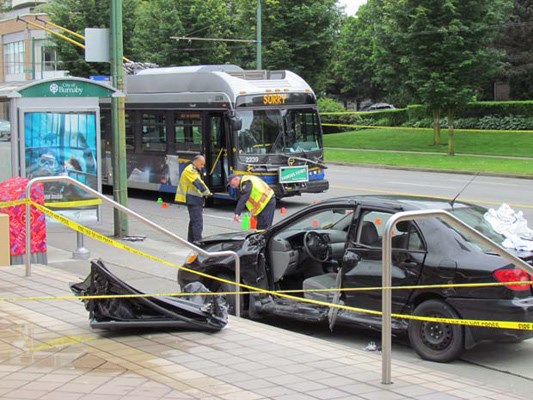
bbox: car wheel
[213,274,244,316]
[408,299,464,363]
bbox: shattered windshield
[236,108,321,156]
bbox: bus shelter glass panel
[24,111,98,203]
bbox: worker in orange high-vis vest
[228,174,276,229]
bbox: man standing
[175,155,211,242]
[228,174,276,229]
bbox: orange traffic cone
[250,216,257,229]
[280,207,287,214]
[162,202,168,209]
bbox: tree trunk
[448,110,455,156]
[433,109,441,145]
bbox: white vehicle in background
[0,119,10,141]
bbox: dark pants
[257,197,276,229]
[187,204,203,242]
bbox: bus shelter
[1,77,120,213]
[0,77,120,263]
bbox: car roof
[318,194,476,212]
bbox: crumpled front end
[71,259,228,331]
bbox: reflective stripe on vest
[241,176,273,216]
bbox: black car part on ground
[71,259,228,331]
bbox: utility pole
[110,0,128,237]
[256,0,262,70]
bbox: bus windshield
[236,108,322,155]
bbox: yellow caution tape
[0,199,29,208]
[0,198,102,209]
[320,122,533,134]
[2,200,530,332]
[45,199,102,208]
[29,335,97,352]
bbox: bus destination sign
[237,93,315,108]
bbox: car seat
[360,221,380,247]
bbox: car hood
[71,259,228,330]
[198,231,253,245]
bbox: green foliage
[229,0,343,91]
[132,0,234,67]
[493,0,533,99]
[317,97,345,113]
[377,0,511,113]
[45,0,138,77]
[331,2,386,102]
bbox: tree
[494,0,533,99]
[376,0,511,154]
[233,0,343,92]
[43,0,139,77]
[132,0,235,67]
[331,1,387,106]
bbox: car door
[342,209,427,314]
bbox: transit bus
[100,65,328,200]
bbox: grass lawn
[322,128,533,176]
[323,128,533,157]
[325,149,533,176]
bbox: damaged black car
[178,195,533,362]
[72,259,228,331]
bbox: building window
[42,45,58,71]
[3,41,25,75]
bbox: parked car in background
[360,103,395,112]
[178,195,533,363]
[0,119,11,141]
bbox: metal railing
[381,210,533,384]
[24,176,243,317]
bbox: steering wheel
[303,231,331,263]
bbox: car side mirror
[342,248,361,271]
[231,117,242,131]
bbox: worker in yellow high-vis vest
[228,174,276,229]
[175,154,211,242]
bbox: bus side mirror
[231,118,242,131]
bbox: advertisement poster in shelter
[23,111,100,222]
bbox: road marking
[330,184,533,209]
[388,182,456,189]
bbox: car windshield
[235,108,321,155]
[284,208,354,232]
[448,205,507,251]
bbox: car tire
[212,274,244,316]
[408,299,464,363]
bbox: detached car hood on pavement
[71,259,228,331]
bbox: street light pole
[256,0,262,70]
[110,0,129,237]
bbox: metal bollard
[72,232,90,260]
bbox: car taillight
[493,268,532,291]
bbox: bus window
[236,110,280,154]
[125,112,135,151]
[174,112,202,152]
[141,112,166,152]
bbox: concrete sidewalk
[0,263,527,400]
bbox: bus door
[170,111,203,188]
[204,113,228,193]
